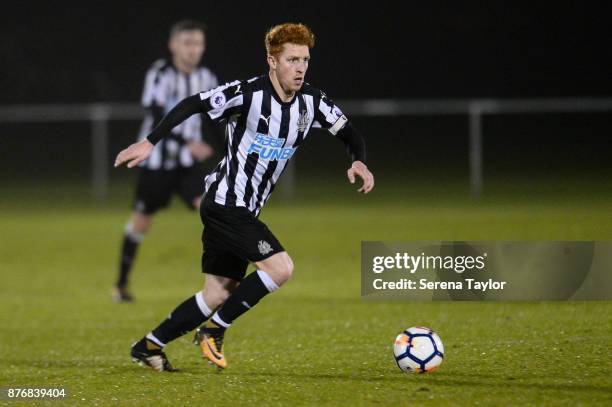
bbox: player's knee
[124,220,147,242]
[285,256,294,279]
[131,213,153,234]
[273,255,294,285]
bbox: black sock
[150,293,212,345]
[133,336,162,351]
[212,271,274,328]
[117,234,140,288]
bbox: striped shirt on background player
[139,59,218,170]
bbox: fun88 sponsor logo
[247,133,296,161]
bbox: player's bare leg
[132,274,237,372]
[194,274,239,369]
[254,252,294,286]
[113,211,153,302]
[202,274,240,308]
[192,196,202,210]
[198,252,293,369]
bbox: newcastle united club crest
[297,109,310,132]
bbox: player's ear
[267,54,277,70]
[168,32,181,54]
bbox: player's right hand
[114,139,154,168]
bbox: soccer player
[113,20,219,302]
[115,23,374,371]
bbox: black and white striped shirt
[197,75,349,215]
[138,59,218,170]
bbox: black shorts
[133,164,205,215]
[199,196,284,281]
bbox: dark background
[2,2,611,102]
[1,2,611,187]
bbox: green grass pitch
[1,177,611,405]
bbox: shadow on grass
[0,357,199,377]
[233,370,611,395]
[5,357,609,397]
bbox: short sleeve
[311,89,348,135]
[198,80,245,123]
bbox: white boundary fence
[1,98,611,200]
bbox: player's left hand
[347,160,374,194]
[188,141,214,161]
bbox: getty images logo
[372,252,488,274]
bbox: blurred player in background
[115,23,374,371]
[113,20,219,302]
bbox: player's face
[169,30,205,70]
[269,43,310,94]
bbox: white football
[393,326,444,373]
